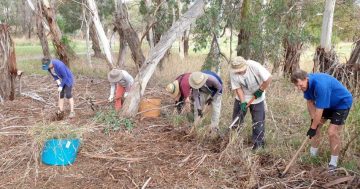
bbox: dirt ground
[1,74,359,189]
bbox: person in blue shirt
[42,58,75,118]
[291,69,352,170]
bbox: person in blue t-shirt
[291,69,352,170]
[42,58,75,118]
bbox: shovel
[279,137,309,177]
[228,96,256,129]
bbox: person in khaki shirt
[230,56,272,150]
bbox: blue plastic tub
[41,139,80,166]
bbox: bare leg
[58,98,65,112]
[69,98,74,113]
[328,124,342,156]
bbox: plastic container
[138,98,161,118]
[41,139,80,166]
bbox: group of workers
[41,55,353,171]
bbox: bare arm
[260,76,272,91]
[307,100,316,118]
[311,108,323,129]
[235,88,245,102]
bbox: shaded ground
[1,75,359,189]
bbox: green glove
[253,89,264,99]
[240,102,247,113]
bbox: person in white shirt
[107,69,134,110]
[229,56,272,150]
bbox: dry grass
[1,41,360,188]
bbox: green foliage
[57,1,82,34]
[193,0,226,52]
[94,110,134,134]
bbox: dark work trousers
[232,99,265,147]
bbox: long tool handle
[281,137,309,176]
[228,96,256,129]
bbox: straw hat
[189,72,208,89]
[165,80,180,98]
[107,69,123,83]
[231,56,248,73]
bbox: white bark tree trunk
[83,5,92,67]
[320,0,336,52]
[121,0,206,117]
[86,0,113,69]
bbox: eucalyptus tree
[0,24,17,102]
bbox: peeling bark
[0,24,17,101]
[40,0,71,66]
[114,1,145,68]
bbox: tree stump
[0,24,17,102]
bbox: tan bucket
[138,98,161,118]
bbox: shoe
[252,143,265,151]
[69,111,75,118]
[328,164,337,171]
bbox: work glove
[124,92,128,98]
[306,128,317,139]
[57,86,63,92]
[108,95,114,102]
[55,80,61,86]
[253,89,264,99]
[240,102,247,113]
[197,109,203,118]
[206,97,213,105]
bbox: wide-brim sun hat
[107,69,123,83]
[165,80,180,98]
[231,56,248,73]
[189,72,208,89]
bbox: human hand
[108,96,114,102]
[56,80,61,86]
[240,102,247,113]
[206,97,213,105]
[57,86,63,92]
[197,109,203,118]
[306,128,317,139]
[253,89,264,99]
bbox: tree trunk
[0,24,17,102]
[320,0,336,52]
[114,1,145,68]
[83,5,92,67]
[89,22,104,58]
[184,28,190,56]
[202,34,221,72]
[86,0,114,69]
[145,0,155,49]
[116,29,127,67]
[283,39,302,76]
[236,0,250,58]
[27,0,51,57]
[40,0,71,66]
[120,0,205,117]
[282,0,303,76]
[313,0,337,72]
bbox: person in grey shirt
[107,69,134,110]
[189,71,222,131]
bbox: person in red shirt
[166,73,191,113]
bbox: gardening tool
[193,103,210,127]
[279,137,309,177]
[228,96,256,129]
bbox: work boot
[69,111,75,118]
[328,164,337,172]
